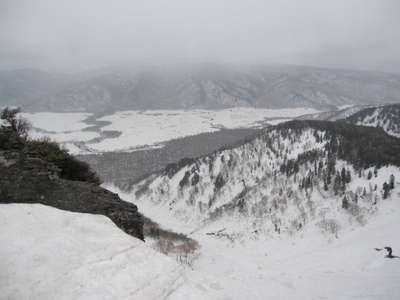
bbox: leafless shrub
[143,214,199,266]
[1,107,31,139]
[317,218,340,238]
[206,228,237,244]
[348,202,360,216]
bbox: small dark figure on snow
[384,247,399,259]
[375,246,399,259]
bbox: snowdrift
[0,204,184,300]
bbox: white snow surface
[109,177,400,300]
[0,204,184,300]
[91,108,318,152]
[22,112,93,132]
[22,108,318,154]
[22,112,101,149]
[171,197,400,300]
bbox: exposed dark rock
[0,147,144,240]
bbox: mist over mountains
[1,64,400,112]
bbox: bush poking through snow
[317,218,340,238]
[143,215,199,266]
[26,138,101,185]
[0,107,100,185]
[0,107,31,140]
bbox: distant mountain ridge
[1,65,400,112]
[341,104,400,137]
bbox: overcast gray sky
[1,0,399,72]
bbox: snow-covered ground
[1,191,398,300]
[22,112,93,132]
[172,196,400,300]
[23,112,101,144]
[0,204,184,300]
[108,185,400,300]
[23,108,319,154]
[1,178,399,300]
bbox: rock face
[0,145,144,240]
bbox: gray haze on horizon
[1,0,399,73]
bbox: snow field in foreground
[0,204,184,300]
[1,196,399,300]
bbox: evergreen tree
[342,196,349,209]
[327,156,336,175]
[362,187,367,197]
[323,178,329,191]
[341,167,346,184]
[305,175,312,190]
[326,171,332,185]
[294,162,299,174]
[345,169,351,183]
[389,174,395,190]
[318,161,324,175]
[333,173,341,195]
[383,182,390,199]
[367,170,372,180]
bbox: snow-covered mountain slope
[170,197,400,300]
[0,204,184,300]
[108,120,400,299]
[2,65,400,112]
[296,104,376,121]
[341,104,400,137]
[130,120,400,239]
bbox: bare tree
[1,107,31,139]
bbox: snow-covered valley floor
[23,108,319,154]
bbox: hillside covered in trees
[130,120,400,240]
[341,104,400,137]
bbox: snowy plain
[23,108,319,154]
[22,112,101,143]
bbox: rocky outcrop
[0,146,144,240]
